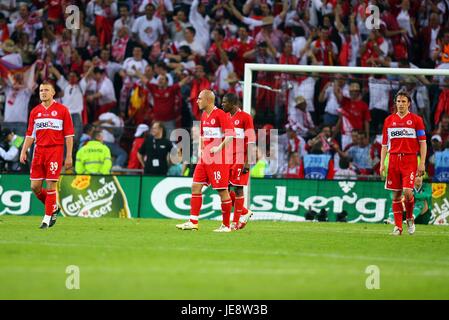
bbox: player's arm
[65,136,73,169]
[210,136,233,154]
[198,135,203,159]
[379,145,388,177]
[244,117,257,173]
[20,136,34,164]
[418,139,427,176]
[417,118,427,177]
[379,118,389,176]
[244,142,256,173]
[63,109,75,170]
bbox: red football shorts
[229,163,250,186]
[30,145,64,181]
[385,153,417,191]
[193,163,230,189]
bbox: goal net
[242,64,449,224]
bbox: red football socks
[392,200,403,230]
[221,200,232,227]
[190,194,202,224]
[45,190,57,216]
[405,196,415,220]
[233,196,245,224]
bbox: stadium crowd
[1,0,449,181]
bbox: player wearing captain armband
[380,91,427,236]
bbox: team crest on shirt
[407,120,412,125]
[51,111,57,116]
[235,120,240,125]
[211,119,216,125]
[37,113,41,117]
[393,122,397,126]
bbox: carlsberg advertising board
[57,175,131,218]
[140,177,392,222]
[1,174,449,224]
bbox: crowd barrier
[0,174,448,224]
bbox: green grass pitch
[1,216,449,299]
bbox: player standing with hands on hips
[380,91,427,236]
[20,82,75,229]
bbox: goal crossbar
[243,63,449,115]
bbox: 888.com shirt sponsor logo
[388,127,416,139]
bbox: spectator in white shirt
[168,8,191,43]
[112,4,134,43]
[177,26,206,57]
[137,0,174,16]
[94,112,127,168]
[49,66,86,146]
[319,75,349,126]
[291,26,313,65]
[288,73,317,121]
[368,75,393,135]
[213,52,234,96]
[96,48,122,81]
[118,46,148,113]
[288,95,316,139]
[87,67,117,120]
[9,2,42,43]
[132,4,164,51]
[189,0,211,50]
[0,72,35,136]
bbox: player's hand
[242,164,250,174]
[417,163,426,177]
[20,152,27,164]
[210,146,221,154]
[65,156,73,170]
[379,163,385,176]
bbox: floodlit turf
[1,216,449,300]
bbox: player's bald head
[197,90,215,111]
[199,90,215,103]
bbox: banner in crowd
[0,174,448,224]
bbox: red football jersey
[26,101,75,147]
[382,112,426,154]
[230,109,256,163]
[200,107,235,164]
[339,98,371,134]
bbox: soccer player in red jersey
[221,93,256,230]
[380,91,427,236]
[176,90,235,232]
[20,82,75,229]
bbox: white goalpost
[242,63,449,210]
